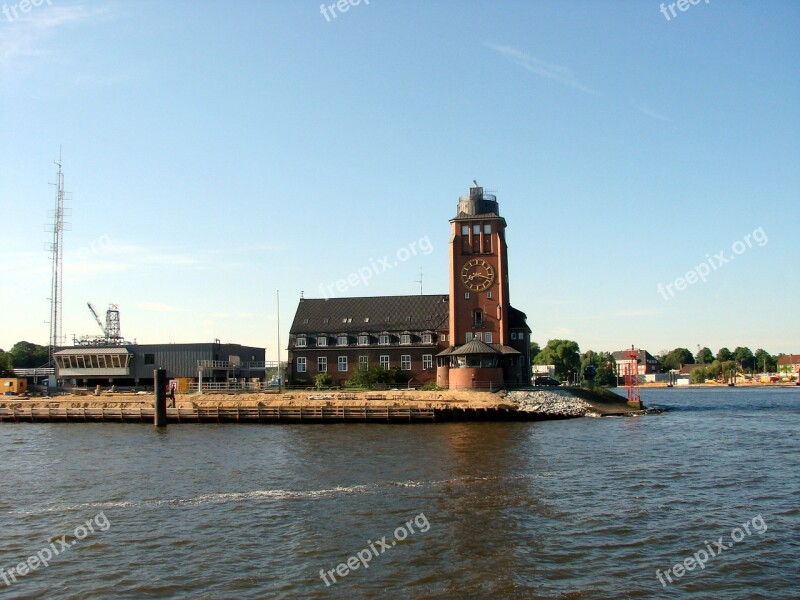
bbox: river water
[1,387,798,599]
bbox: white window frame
[422,354,433,369]
[296,336,307,348]
[317,335,328,347]
[486,291,492,299]
[338,356,348,372]
[485,332,492,344]
[379,334,390,345]
[422,333,433,344]
[401,355,411,371]
[464,292,470,299]
[337,335,348,346]
[359,356,368,371]
[358,334,370,346]
[400,333,411,345]
[380,355,390,370]
[296,357,306,373]
[466,332,473,342]
[317,357,327,372]
[474,332,482,341]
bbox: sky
[1,0,798,362]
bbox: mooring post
[154,368,167,427]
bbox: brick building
[287,184,531,388]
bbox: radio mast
[47,150,70,365]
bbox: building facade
[54,342,266,387]
[287,184,531,388]
[612,349,662,377]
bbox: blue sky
[1,0,798,361]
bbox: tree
[690,366,707,384]
[529,342,541,365]
[8,341,50,368]
[733,347,755,372]
[754,349,776,374]
[716,347,733,362]
[0,351,13,377]
[534,339,580,381]
[661,348,695,371]
[696,347,714,364]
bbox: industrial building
[54,342,267,388]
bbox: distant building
[287,185,532,388]
[777,354,800,375]
[612,349,662,377]
[54,342,266,387]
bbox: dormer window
[295,336,307,348]
[337,335,348,347]
[422,332,433,344]
[317,335,328,347]
[379,333,390,345]
[400,333,411,345]
[358,334,370,346]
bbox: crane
[87,302,107,337]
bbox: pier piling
[154,369,167,427]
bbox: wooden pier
[0,405,561,424]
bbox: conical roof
[450,338,502,356]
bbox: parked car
[533,376,561,387]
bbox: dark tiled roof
[495,344,522,355]
[777,354,800,365]
[290,295,449,335]
[509,306,531,332]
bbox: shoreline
[0,387,652,423]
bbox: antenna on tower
[46,148,71,366]
[415,269,423,295]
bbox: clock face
[461,258,495,292]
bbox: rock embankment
[506,389,600,417]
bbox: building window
[486,291,492,299]
[441,334,447,342]
[511,332,517,340]
[359,356,368,371]
[338,356,348,372]
[464,292,470,299]
[380,355,390,370]
[400,333,411,345]
[144,353,155,365]
[401,355,411,371]
[317,335,328,347]
[423,354,433,369]
[485,332,492,344]
[358,335,369,346]
[483,224,491,234]
[337,335,348,346]
[473,224,480,235]
[379,334,390,345]
[323,318,330,324]
[297,357,306,373]
[474,332,482,341]
[317,357,327,372]
[473,310,483,327]
[466,333,472,342]
[296,336,307,347]
[461,225,469,235]
[422,333,433,344]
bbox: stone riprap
[506,389,600,417]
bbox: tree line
[0,341,51,376]
[530,340,791,387]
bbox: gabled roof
[611,349,659,363]
[55,347,132,356]
[290,295,449,335]
[777,354,800,365]
[509,306,531,333]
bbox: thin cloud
[1,3,113,67]
[485,43,602,97]
[632,101,673,122]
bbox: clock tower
[437,183,524,389]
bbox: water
[1,387,798,599]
